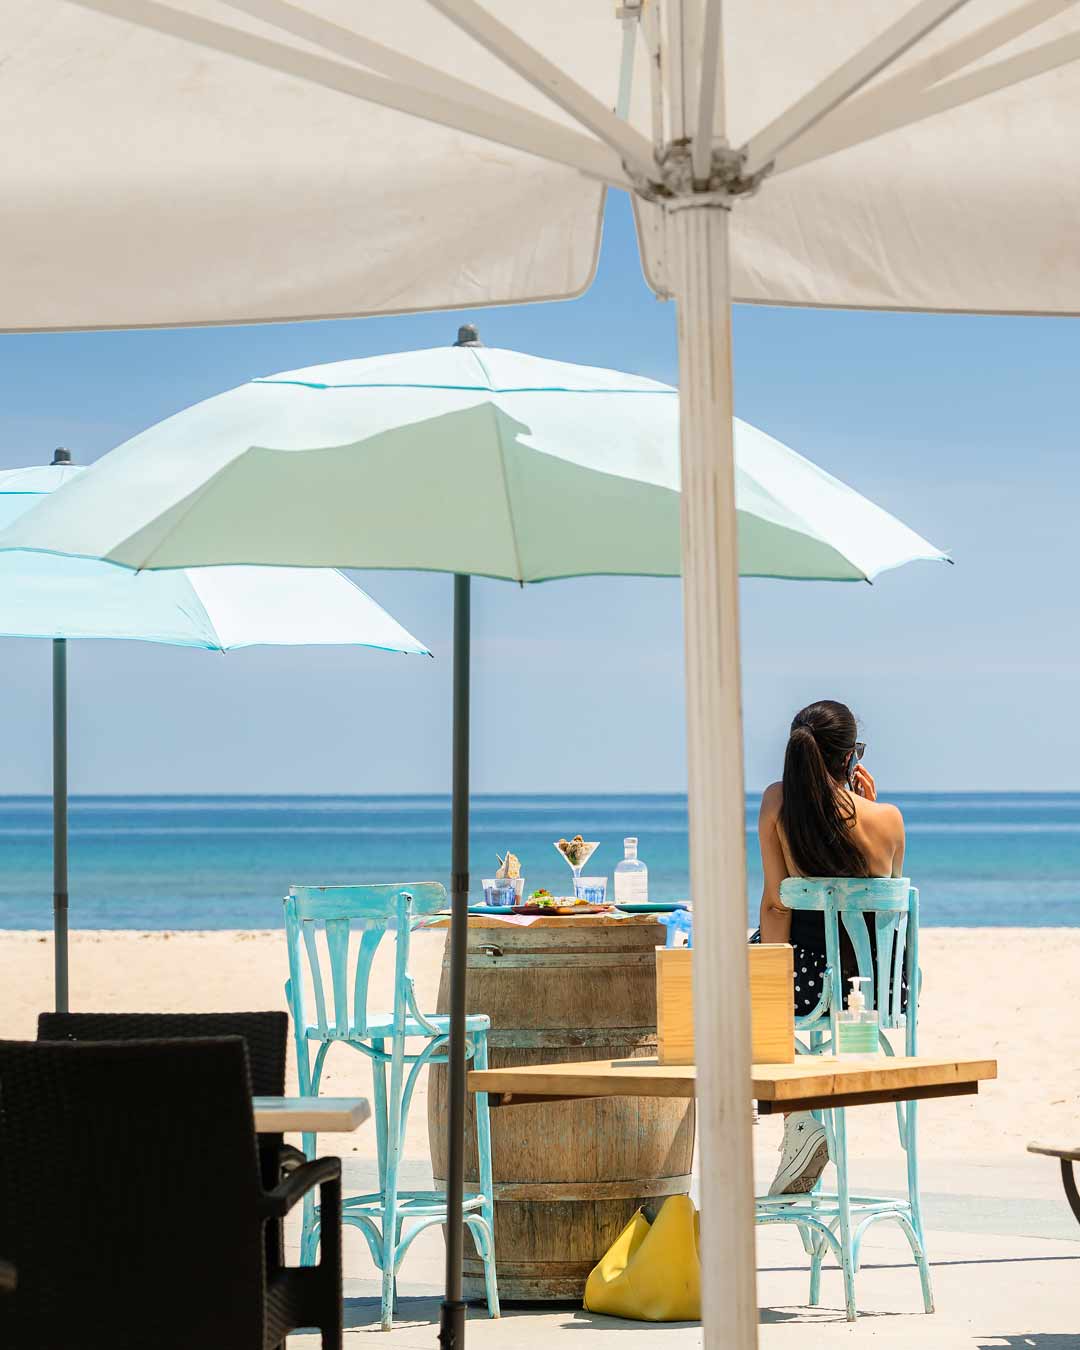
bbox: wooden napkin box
[655,943,795,1065]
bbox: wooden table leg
[1062,1160,1080,1225]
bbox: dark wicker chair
[0,1037,342,1350]
[37,1011,304,1177]
[38,1009,305,1272]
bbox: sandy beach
[3,925,1077,1161]
[4,925,1079,1346]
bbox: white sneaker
[767,1112,829,1196]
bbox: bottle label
[838,1021,878,1055]
[614,872,649,904]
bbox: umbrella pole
[440,571,471,1350]
[669,200,758,1347]
[52,637,69,1013]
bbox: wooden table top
[424,911,669,929]
[253,1096,371,1134]
[1029,1142,1080,1162]
[468,1054,997,1114]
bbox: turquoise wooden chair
[754,877,932,1322]
[283,883,499,1331]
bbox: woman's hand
[852,763,877,801]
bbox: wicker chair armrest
[260,1156,341,1219]
[278,1143,308,1175]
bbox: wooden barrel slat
[428,916,695,1303]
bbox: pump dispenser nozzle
[847,976,871,1012]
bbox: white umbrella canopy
[2,3,1080,329]
[2,3,1068,1345]
[0,347,947,583]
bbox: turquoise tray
[613,902,690,913]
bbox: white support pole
[668,198,758,1350]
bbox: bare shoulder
[759,781,783,821]
[856,795,904,837]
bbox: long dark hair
[780,700,868,878]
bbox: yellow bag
[583,1194,701,1322]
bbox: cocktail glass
[553,839,599,892]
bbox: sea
[0,793,1076,931]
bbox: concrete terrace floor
[286,1149,1080,1349]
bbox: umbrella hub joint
[630,142,771,209]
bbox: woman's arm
[891,806,906,877]
[758,783,793,944]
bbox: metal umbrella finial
[52,447,72,465]
[453,323,481,346]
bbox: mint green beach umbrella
[1,341,945,585]
[0,455,430,1012]
[0,336,949,1313]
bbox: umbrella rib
[776,25,1080,175]
[692,0,726,181]
[219,0,582,132]
[464,349,526,584]
[67,0,630,187]
[424,0,656,180]
[772,0,1076,175]
[741,0,975,177]
[640,0,666,148]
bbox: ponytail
[780,703,868,879]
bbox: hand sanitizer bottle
[614,837,649,904]
[837,976,879,1055]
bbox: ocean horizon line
[0,789,1076,802]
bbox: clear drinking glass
[482,878,518,906]
[573,876,608,905]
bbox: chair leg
[393,1214,404,1315]
[809,1231,825,1307]
[833,1108,858,1321]
[300,1128,321,1265]
[379,1037,406,1332]
[318,1173,344,1350]
[296,1025,320,1266]
[472,1032,501,1317]
[904,1101,934,1313]
[372,1039,388,1185]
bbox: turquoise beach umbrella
[0,344,947,584]
[0,455,430,1010]
[0,344,946,974]
[0,340,949,1321]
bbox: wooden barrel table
[427,914,695,1302]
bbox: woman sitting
[754,699,905,1196]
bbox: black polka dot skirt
[749,930,908,1019]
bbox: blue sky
[0,192,1077,795]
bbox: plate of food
[516,889,613,916]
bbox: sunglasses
[851,742,866,763]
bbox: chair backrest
[0,1037,265,1350]
[284,882,446,1039]
[37,1011,288,1095]
[779,877,919,1044]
